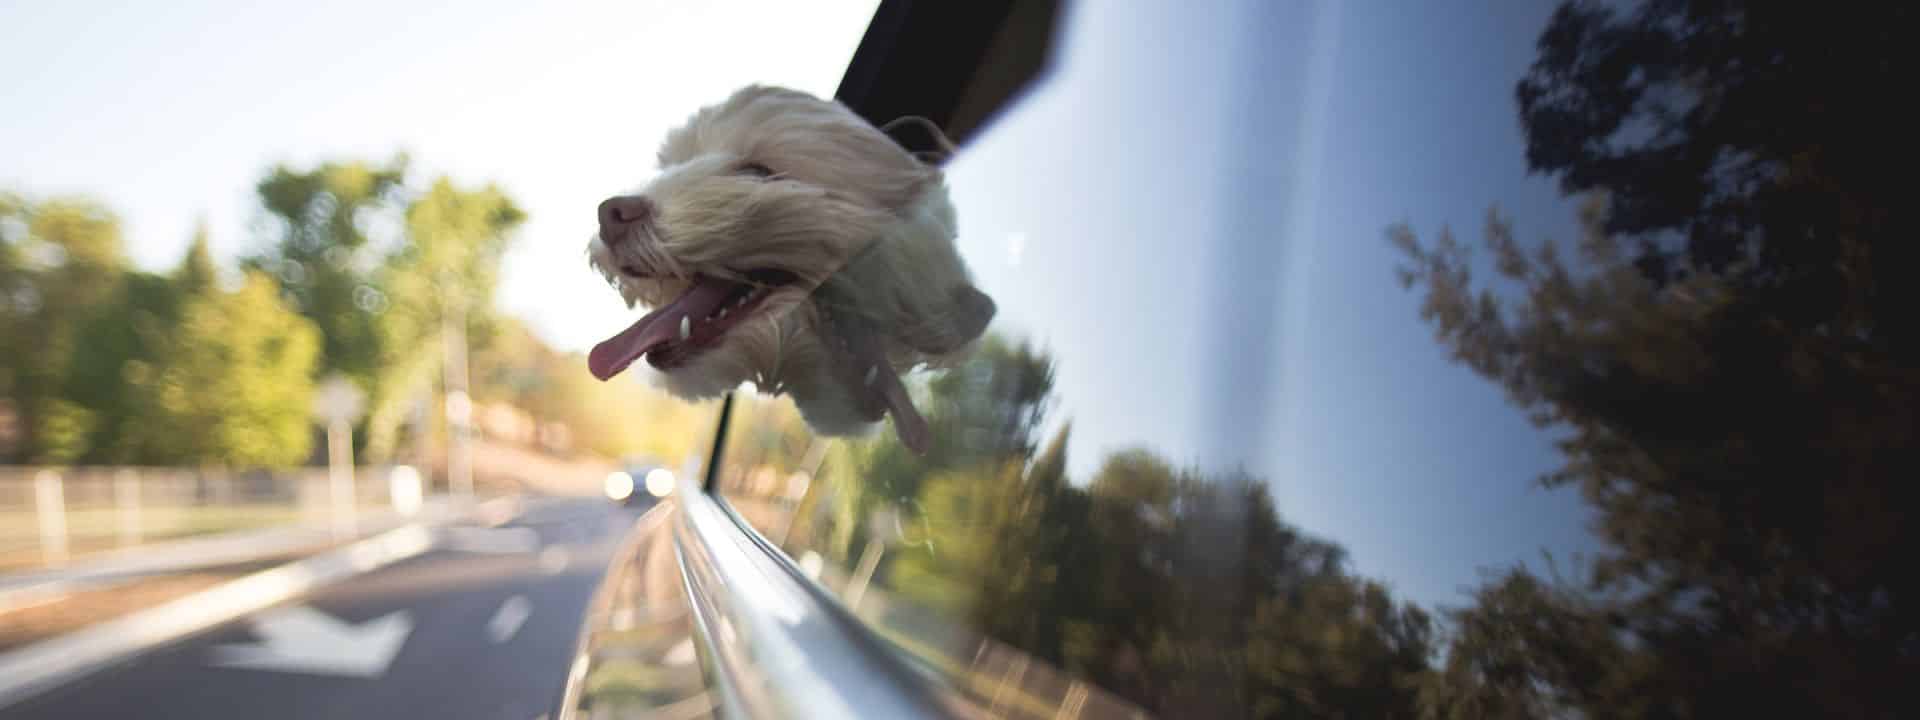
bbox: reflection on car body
[564,1,1920,718]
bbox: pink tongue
[875,361,929,454]
[588,277,741,380]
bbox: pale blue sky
[3,0,1600,611]
[1,0,878,352]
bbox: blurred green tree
[246,159,525,462]
[249,158,407,389]
[361,177,524,461]
[828,333,1437,717]
[145,270,319,467]
[175,219,217,295]
[61,229,320,467]
[62,269,184,464]
[0,194,128,463]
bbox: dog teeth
[717,308,728,319]
[864,365,879,386]
[679,316,691,340]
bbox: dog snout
[597,195,655,245]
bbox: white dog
[586,85,994,454]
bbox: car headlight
[604,471,634,501]
[645,468,676,498]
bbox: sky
[3,0,1601,611]
[0,0,879,353]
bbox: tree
[1392,3,1920,715]
[1516,2,1917,361]
[361,176,524,461]
[144,270,320,467]
[1078,458,1433,718]
[1397,199,1920,716]
[247,159,525,462]
[62,270,183,464]
[816,332,1439,717]
[56,227,229,464]
[1246,573,1434,720]
[1417,567,1634,720]
[0,194,128,462]
[249,158,407,388]
[176,219,217,295]
[0,194,25,457]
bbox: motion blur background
[0,0,877,564]
[4,1,1917,718]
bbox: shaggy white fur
[585,86,994,453]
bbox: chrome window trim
[671,475,968,719]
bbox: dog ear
[898,284,996,355]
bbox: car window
[710,1,1920,718]
[716,3,1460,714]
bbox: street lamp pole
[443,298,473,500]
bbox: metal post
[329,418,356,539]
[843,539,885,613]
[388,465,423,516]
[208,467,233,507]
[314,374,365,540]
[114,468,142,547]
[34,469,67,567]
[443,302,473,500]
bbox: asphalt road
[2,495,646,720]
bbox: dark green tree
[0,194,128,462]
[58,227,319,467]
[62,270,183,464]
[852,332,1437,717]
[249,158,408,388]
[1395,3,1920,715]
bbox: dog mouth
[588,269,796,380]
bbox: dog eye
[737,162,776,179]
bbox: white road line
[486,594,532,644]
[0,524,436,708]
[537,546,570,574]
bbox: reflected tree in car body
[1397,1,1920,716]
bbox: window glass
[717,1,1920,718]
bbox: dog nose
[597,195,654,243]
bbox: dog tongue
[837,314,929,454]
[588,277,740,381]
[873,357,929,454]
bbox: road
[1,495,645,720]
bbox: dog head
[585,85,994,453]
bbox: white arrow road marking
[538,546,570,574]
[486,594,532,643]
[441,526,541,554]
[209,606,412,678]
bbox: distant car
[603,463,677,508]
